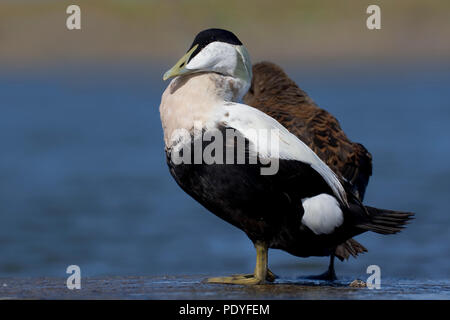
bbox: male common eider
[244,62,373,280]
[159,28,414,285]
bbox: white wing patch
[301,194,344,235]
[214,103,348,205]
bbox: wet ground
[1,276,449,300]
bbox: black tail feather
[335,238,368,261]
[356,206,414,235]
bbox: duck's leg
[207,241,271,285]
[306,254,337,281]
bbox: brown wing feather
[244,62,372,201]
[243,62,373,259]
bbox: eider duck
[159,28,414,285]
[244,62,373,280]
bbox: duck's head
[163,28,252,95]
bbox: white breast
[159,73,250,148]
